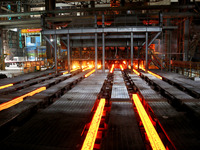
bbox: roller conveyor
[0,71,107,150]
[151,70,200,98]
[129,73,200,150]
[0,73,58,95]
[0,74,72,105]
[100,102,145,150]
[0,70,91,133]
[140,71,200,116]
[111,71,129,100]
[100,71,144,150]
[0,69,55,87]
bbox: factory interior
[0,0,200,149]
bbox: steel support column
[102,14,105,73]
[145,32,148,72]
[183,19,189,61]
[67,34,70,73]
[102,33,105,73]
[169,31,172,71]
[80,48,82,70]
[131,32,133,73]
[95,33,98,72]
[54,34,57,73]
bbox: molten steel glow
[71,67,80,72]
[83,67,91,72]
[63,67,80,75]
[141,67,146,71]
[98,65,101,69]
[110,64,114,73]
[62,71,69,75]
[128,65,131,69]
[147,71,162,80]
[81,98,105,150]
[120,65,124,71]
[133,69,140,76]
[0,87,46,111]
[72,65,77,69]
[132,94,166,150]
[0,84,13,90]
[123,61,126,64]
[85,69,95,77]
[89,65,94,68]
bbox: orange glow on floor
[0,84,13,90]
[133,69,140,76]
[81,98,105,150]
[110,64,114,73]
[132,94,166,150]
[85,69,95,77]
[0,87,46,111]
[120,65,124,71]
[147,71,162,80]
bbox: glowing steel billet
[85,69,95,77]
[63,67,80,75]
[81,98,105,150]
[120,65,124,71]
[132,94,166,150]
[0,87,46,111]
[141,67,146,71]
[0,84,13,90]
[110,64,114,73]
[147,71,162,80]
[62,71,68,75]
[133,69,140,76]
[71,67,80,72]
[83,67,90,72]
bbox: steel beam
[95,33,98,72]
[0,5,195,18]
[141,32,161,47]
[42,27,162,35]
[102,33,105,73]
[43,35,54,49]
[67,34,71,73]
[61,34,145,40]
[148,32,161,46]
[145,32,148,72]
[131,32,133,73]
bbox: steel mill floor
[0,69,200,150]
